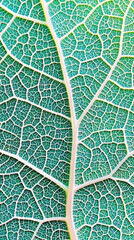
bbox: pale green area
[2,17,63,79]
[0,154,66,220]
[74,179,134,239]
[0,219,38,239]
[0,55,70,116]
[35,221,70,239]
[0,0,45,21]
[0,99,72,184]
[0,0,134,239]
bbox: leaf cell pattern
[0,0,134,239]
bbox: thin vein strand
[74,150,134,192]
[0,3,47,25]
[0,149,68,191]
[77,0,133,127]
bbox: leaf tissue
[0,0,134,239]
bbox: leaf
[0,0,134,239]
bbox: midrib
[40,1,78,239]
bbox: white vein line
[40,1,78,239]
[74,150,134,192]
[0,15,15,38]
[15,216,66,222]
[31,222,42,240]
[111,177,134,188]
[46,0,55,4]
[17,104,31,155]
[14,189,25,218]
[115,181,134,233]
[0,217,66,227]
[123,30,134,34]
[0,149,67,191]
[132,61,134,88]
[0,38,64,84]
[123,129,129,153]
[111,150,134,176]
[31,217,67,240]
[97,98,134,113]
[108,79,134,90]
[77,0,133,127]
[0,96,71,121]
[0,3,47,25]
[128,172,134,181]
[32,189,46,220]
[121,55,134,58]
[78,128,123,143]
[123,99,134,151]
[60,0,110,41]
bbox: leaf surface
[0,0,134,239]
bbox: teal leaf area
[0,0,134,239]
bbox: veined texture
[0,0,134,239]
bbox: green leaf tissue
[0,0,134,239]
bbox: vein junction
[0,0,133,239]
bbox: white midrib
[40,1,133,239]
[40,1,78,239]
[0,1,131,239]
